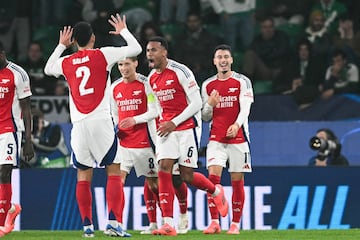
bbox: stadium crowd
[0,0,359,100]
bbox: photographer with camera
[24,108,70,168]
[308,128,349,166]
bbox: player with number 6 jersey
[146,37,228,236]
[44,15,141,237]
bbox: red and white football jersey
[148,59,200,131]
[61,49,112,122]
[44,28,142,123]
[202,72,253,144]
[111,74,155,148]
[0,62,32,134]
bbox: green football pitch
[3,229,360,239]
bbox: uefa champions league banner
[14,167,359,230]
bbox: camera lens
[309,136,323,150]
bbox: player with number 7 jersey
[44,15,141,237]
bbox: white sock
[108,220,118,228]
[212,186,220,197]
[83,224,94,231]
[8,204,15,213]
[163,217,173,226]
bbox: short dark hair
[317,128,338,142]
[148,36,168,50]
[332,48,347,59]
[73,22,93,47]
[213,44,232,56]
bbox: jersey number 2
[76,66,94,96]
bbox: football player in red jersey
[111,57,189,234]
[202,44,254,234]
[0,41,34,237]
[146,36,229,236]
[44,15,141,237]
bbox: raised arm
[44,26,73,77]
[102,14,142,66]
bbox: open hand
[108,14,127,35]
[59,26,73,48]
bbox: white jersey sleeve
[201,78,214,122]
[100,28,142,70]
[235,74,254,127]
[133,76,159,124]
[44,44,67,77]
[170,61,202,126]
[110,79,120,126]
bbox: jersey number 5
[76,66,94,96]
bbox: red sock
[207,175,221,220]
[76,181,92,226]
[144,180,157,223]
[158,171,174,218]
[106,176,123,222]
[118,186,124,224]
[174,182,188,214]
[190,172,216,193]
[0,184,11,226]
[232,180,245,223]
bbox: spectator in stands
[308,128,349,166]
[173,12,221,86]
[53,79,69,96]
[81,0,124,47]
[26,108,70,168]
[137,21,165,75]
[205,0,256,51]
[273,39,325,109]
[242,16,291,84]
[0,0,31,61]
[121,7,153,37]
[332,13,360,67]
[37,0,68,27]
[321,48,359,99]
[304,10,333,66]
[20,42,56,95]
[264,0,313,27]
[311,0,348,34]
[159,0,189,25]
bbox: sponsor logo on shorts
[243,164,250,169]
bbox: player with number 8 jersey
[44,15,141,237]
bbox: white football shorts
[156,128,199,169]
[206,140,252,173]
[119,146,158,177]
[0,132,21,166]
[71,117,121,168]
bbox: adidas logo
[184,159,191,163]
[116,92,123,98]
[243,164,250,169]
[233,208,241,212]
[159,199,168,204]
[0,208,5,213]
[208,203,216,207]
[152,83,157,89]
[5,155,13,161]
